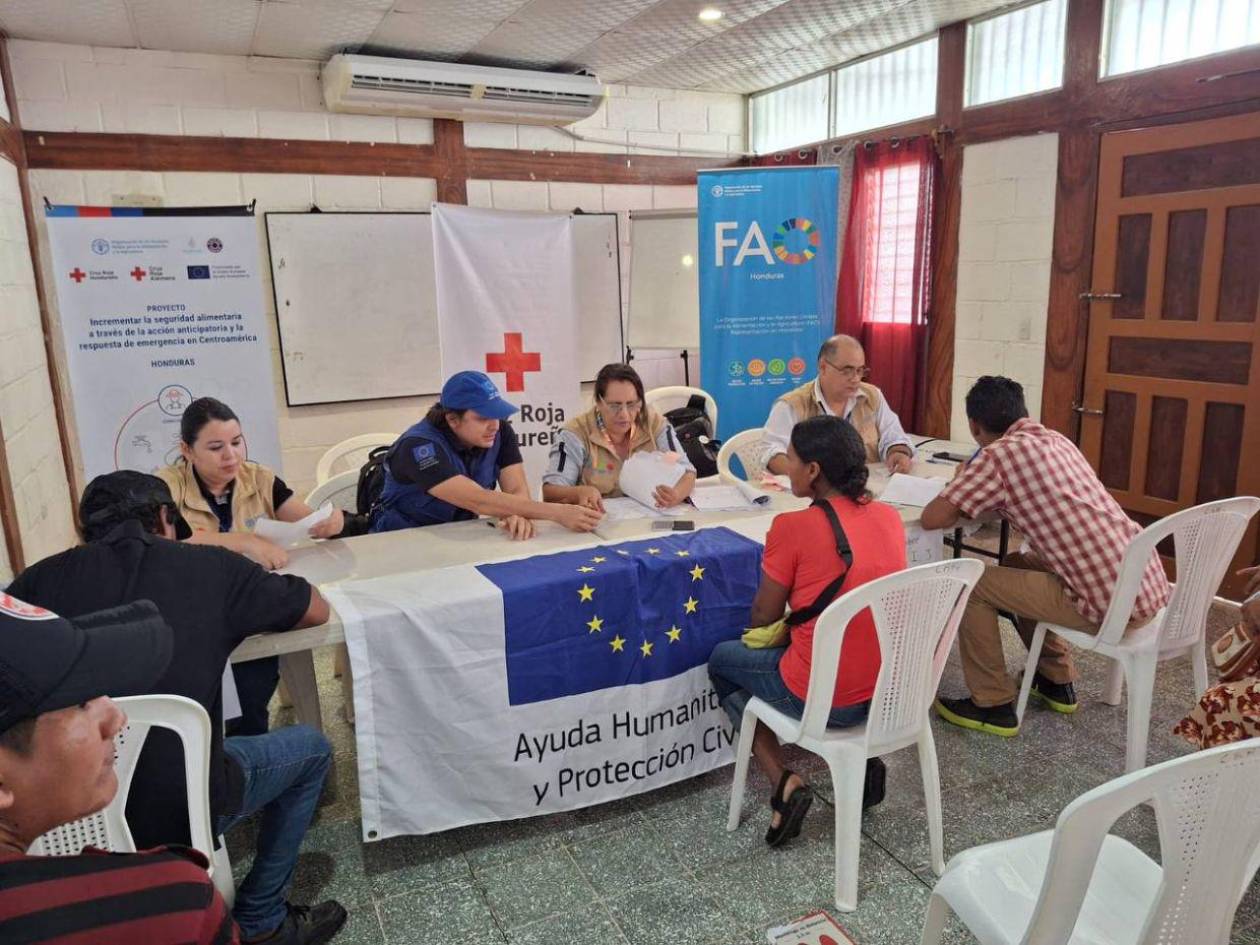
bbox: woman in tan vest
[542,363,696,510]
[157,397,346,736]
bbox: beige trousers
[958,552,1097,707]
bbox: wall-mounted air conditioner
[321,54,605,126]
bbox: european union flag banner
[325,516,778,841]
[482,528,761,705]
[698,166,839,440]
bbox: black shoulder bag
[784,498,854,626]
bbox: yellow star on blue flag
[683,596,698,614]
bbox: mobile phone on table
[931,451,970,463]
[652,520,695,531]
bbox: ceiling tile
[128,0,260,56]
[0,0,1020,92]
[252,0,386,60]
[0,0,136,48]
[390,0,529,15]
[364,11,501,61]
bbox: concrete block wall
[0,159,77,567]
[7,41,722,505]
[951,133,1058,441]
[462,85,745,157]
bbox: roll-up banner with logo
[45,206,280,482]
[697,167,839,441]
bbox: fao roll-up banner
[45,207,281,482]
[697,166,839,440]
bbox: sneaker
[1030,673,1078,714]
[934,697,1019,737]
[246,901,348,945]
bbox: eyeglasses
[600,398,642,415]
[822,359,870,381]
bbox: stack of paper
[876,473,948,507]
[690,479,772,511]
[618,452,688,511]
[253,502,334,548]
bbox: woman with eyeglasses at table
[760,333,915,477]
[542,363,696,511]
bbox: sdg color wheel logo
[772,217,820,264]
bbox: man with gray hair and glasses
[761,334,915,476]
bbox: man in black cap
[0,593,242,943]
[6,472,346,945]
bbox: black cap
[0,593,174,736]
[79,470,192,541]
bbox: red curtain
[836,138,937,431]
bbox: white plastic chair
[726,558,985,911]
[716,429,767,484]
[314,433,394,485]
[29,694,234,907]
[1014,496,1260,773]
[920,739,1260,945]
[305,470,360,513]
[644,385,717,433]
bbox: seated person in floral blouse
[1175,566,1260,749]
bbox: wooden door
[1079,112,1260,595]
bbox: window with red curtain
[836,138,937,431]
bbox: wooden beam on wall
[24,129,741,185]
[921,22,967,438]
[433,118,468,204]
[0,35,80,566]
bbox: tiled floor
[228,598,1260,945]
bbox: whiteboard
[266,211,624,406]
[627,209,699,349]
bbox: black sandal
[765,770,813,847]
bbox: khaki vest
[778,380,883,462]
[566,406,672,497]
[157,459,278,535]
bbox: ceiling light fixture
[698,8,724,22]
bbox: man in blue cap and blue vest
[370,370,602,539]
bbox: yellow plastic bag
[741,617,790,649]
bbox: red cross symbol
[485,332,541,393]
[130,266,147,281]
[69,267,86,283]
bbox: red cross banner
[44,206,280,481]
[433,203,580,490]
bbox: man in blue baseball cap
[370,370,602,538]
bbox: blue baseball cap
[441,371,518,420]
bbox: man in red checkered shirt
[921,376,1170,736]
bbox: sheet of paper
[689,483,768,511]
[600,496,674,522]
[617,451,687,510]
[253,502,333,549]
[877,473,948,507]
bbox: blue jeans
[218,725,333,939]
[708,640,869,731]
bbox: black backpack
[664,394,721,479]
[356,444,392,517]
